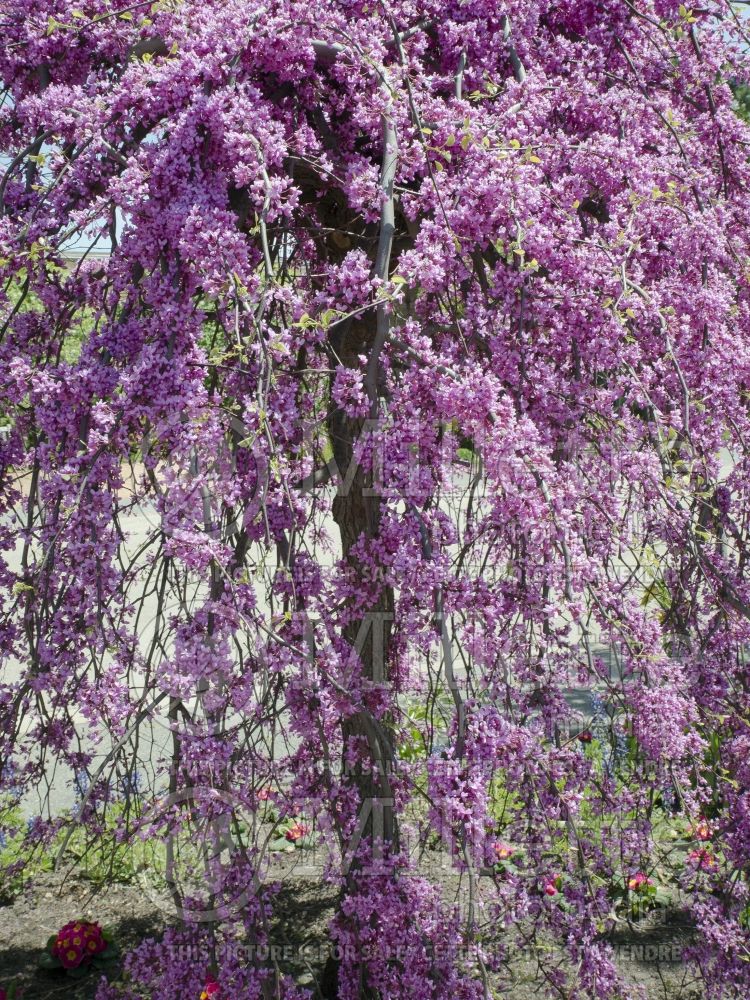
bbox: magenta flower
[543,876,560,897]
[3,2,750,998]
[200,976,220,999]
[50,920,106,970]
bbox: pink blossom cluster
[2,1,750,997]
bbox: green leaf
[269,837,294,852]
[294,312,316,330]
[67,963,91,979]
[97,943,121,960]
[319,308,340,328]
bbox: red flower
[690,817,711,841]
[688,848,716,871]
[200,976,220,999]
[543,876,559,896]
[493,842,513,861]
[627,872,653,892]
[577,730,593,743]
[51,921,106,970]
[285,821,309,842]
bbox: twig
[501,15,527,84]
[365,89,398,413]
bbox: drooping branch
[365,103,398,413]
[501,14,527,84]
[455,50,467,100]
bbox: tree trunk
[328,309,397,850]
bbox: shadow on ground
[0,872,164,1000]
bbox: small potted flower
[284,820,309,843]
[490,840,516,878]
[627,871,653,893]
[270,816,314,852]
[621,870,666,918]
[493,842,513,862]
[689,817,711,842]
[687,848,716,871]
[39,920,119,979]
[255,785,278,822]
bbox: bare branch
[501,14,527,84]
[365,97,398,411]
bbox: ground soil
[0,868,163,999]
[0,860,703,999]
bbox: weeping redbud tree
[3,0,750,997]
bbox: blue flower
[590,691,606,718]
[73,769,90,798]
[118,770,144,797]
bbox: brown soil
[0,866,703,999]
